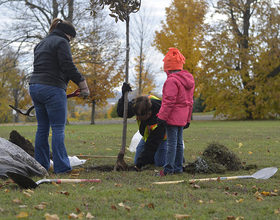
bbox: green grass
[0,120,280,219]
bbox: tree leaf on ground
[44,213,59,220]
[174,214,191,219]
[16,212,28,218]
[86,212,95,219]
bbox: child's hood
[166,70,194,90]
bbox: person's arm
[135,125,166,169]
[117,83,135,118]
[57,40,85,85]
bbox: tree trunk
[91,100,96,125]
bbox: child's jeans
[134,138,167,167]
[164,125,184,173]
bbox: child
[155,47,195,176]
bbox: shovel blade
[252,167,278,180]
[6,172,38,189]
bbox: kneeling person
[117,83,167,171]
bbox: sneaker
[153,170,173,177]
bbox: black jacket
[29,29,85,91]
[117,96,166,168]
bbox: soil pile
[184,142,243,174]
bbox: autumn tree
[0,0,126,124]
[0,46,30,123]
[197,0,280,119]
[69,8,125,124]
[133,55,155,95]
[130,5,157,95]
[153,0,208,83]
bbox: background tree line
[0,0,279,123]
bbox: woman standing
[29,18,90,174]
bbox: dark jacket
[29,29,85,91]
[117,96,166,168]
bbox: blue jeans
[164,125,184,173]
[29,84,72,174]
[134,138,167,167]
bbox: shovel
[9,89,81,117]
[6,171,101,189]
[152,167,278,185]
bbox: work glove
[122,82,132,96]
[157,118,167,127]
[183,123,190,129]
[78,80,90,99]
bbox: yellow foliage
[133,55,156,95]
[153,0,208,94]
[196,0,280,119]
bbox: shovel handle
[189,176,239,182]
[66,89,81,98]
[56,179,101,184]
[152,176,240,185]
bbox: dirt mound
[9,130,53,159]
[184,142,243,174]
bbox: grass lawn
[0,119,279,219]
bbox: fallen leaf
[118,202,131,212]
[16,212,28,218]
[252,186,260,190]
[76,207,81,213]
[69,213,78,219]
[174,214,191,219]
[111,204,117,210]
[147,203,155,209]
[25,189,34,193]
[256,196,264,201]
[238,143,243,148]
[236,199,243,203]
[192,184,200,189]
[77,212,84,219]
[198,200,203,204]
[226,216,235,220]
[60,191,70,195]
[207,200,214,204]
[248,151,253,154]
[86,212,95,219]
[23,192,31,197]
[270,192,278,196]
[114,183,122,187]
[137,188,149,191]
[12,199,22,204]
[254,191,261,196]
[34,204,46,210]
[261,191,270,196]
[45,213,59,220]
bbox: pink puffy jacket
[157,70,195,126]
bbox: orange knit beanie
[163,48,185,72]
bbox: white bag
[50,156,86,167]
[129,130,142,153]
